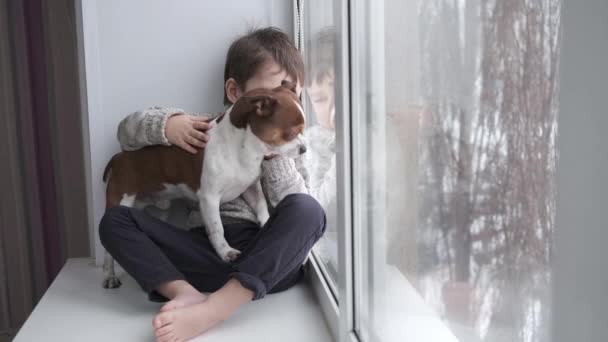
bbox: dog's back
[103,145,204,209]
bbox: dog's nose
[299,145,307,154]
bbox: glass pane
[355,0,561,341]
[301,1,339,293]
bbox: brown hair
[305,26,335,87]
[223,27,305,106]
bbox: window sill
[374,265,459,342]
[308,255,458,342]
[14,258,334,342]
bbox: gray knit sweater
[116,106,334,226]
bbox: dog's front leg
[242,180,270,227]
[199,195,241,262]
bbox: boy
[99,27,326,342]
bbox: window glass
[356,1,560,341]
[301,0,339,293]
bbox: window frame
[299,0,357,340]
[301,1,454,342]
[297,0,353,340]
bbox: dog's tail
[102,155,116,183]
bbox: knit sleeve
[307,154,336,209]
[260,156,309,208]
[116,107,220,151]
[302,125,337,209]
[260,125,338,209]
[116,106,184,151]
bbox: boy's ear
[281,80,297,94]
[225,78,242,104]
[246,95,277,117]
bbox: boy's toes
[153,311,174,329]
[156,331,176,342]
[160,300,178,312]
[155,325,173,338]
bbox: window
[301,0,339,296]
[302,0,561,341]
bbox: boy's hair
[305,26,335,87]
[223,27,305,106]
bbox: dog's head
[230,80,307,158]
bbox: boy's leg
[99,193,325,303]
[99,205,234,302]
[152,193,326,341]
[230,193,326,300]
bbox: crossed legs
[99,194,326,341]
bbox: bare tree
[417,0,560,341]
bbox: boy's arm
[117,106,218,152]
[117,106,184,151]
[260,145,336,209]
[303,125,337,208]
[260,156,309,208]
[306,154,336,209]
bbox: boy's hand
[165,114,215,154]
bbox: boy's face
[307,70,335,129]
[226,62,302,105]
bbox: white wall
[80,0,294,265]
[554,1,608,341]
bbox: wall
[554,1,608,341]
[80,0,294,265]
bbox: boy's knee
[99,206,131,245]
[279,193,326,234]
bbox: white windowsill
[13,258,334,342]
[376,265,459,342]
[308,255,459,342]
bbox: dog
[101,81,306,288]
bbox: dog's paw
[102,276,122,289]
[221,248,242,263]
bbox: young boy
[99,27,326,342]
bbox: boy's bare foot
[153,278,254,342]
[160,291,207,312]
[156,280,207,312]
[153,299,224,342]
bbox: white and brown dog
[101,81,306,288]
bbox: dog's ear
[230,93,277,128]
[246,95,277,117]
[281,80,297,94]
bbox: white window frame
[297,0,351,340]
[298,0,358,340]
[302,1,461,342]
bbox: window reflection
[302,3,339,287]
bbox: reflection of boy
[305,27,336,213]
[99,28,326,341]
[304,27,338,276]
[307,27,335,130]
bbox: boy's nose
[299,145,307,154]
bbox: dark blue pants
[99,193,326,301]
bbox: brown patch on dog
[103,146,204,208]
[215,112,226,124]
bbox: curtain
[0,0,90,339]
